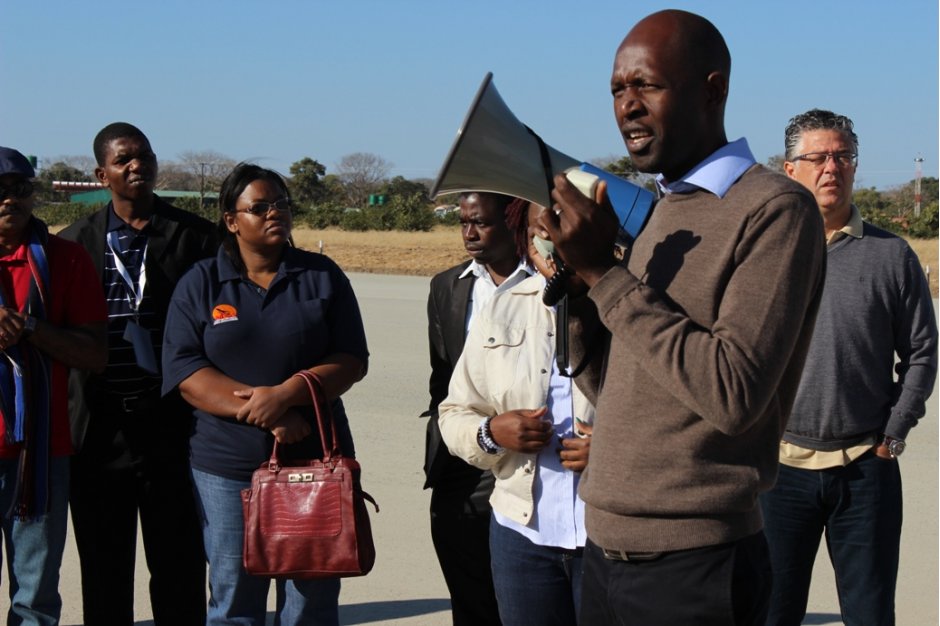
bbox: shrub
[167,196,218,222]
[339,209,372,231]
[386,193,435,232]
[908,203,939,239]
[437,210,461,227]
[34,202,104,227]
[297,203,345,229]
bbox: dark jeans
[760,452,902,626]
[580,532,771,626]
[489,516,583,626]
[430,489,501,626]
[69,404,206,626]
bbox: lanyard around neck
[107,230,148,313]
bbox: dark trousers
[69,403,206,626]
[760,453,902,626]
[430,491,501,626]
[580,532,771,626]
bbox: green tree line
[30,152,939,238]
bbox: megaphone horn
[430,72,655,246]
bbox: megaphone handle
[555,294,569,375]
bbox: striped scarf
[0,218,52,520]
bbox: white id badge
[123,320,159,374]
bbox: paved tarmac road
[1,273,936,625]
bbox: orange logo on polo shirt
[212,304,238,325]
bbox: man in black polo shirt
[60,122,218,626]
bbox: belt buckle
[121,396,139,412]
[602,548,663,562]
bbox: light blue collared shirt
[656,137,756,198]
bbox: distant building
[433,204,457,217]
[55,183,218,207]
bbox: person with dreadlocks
[0,147,107,624]
[423,191,531,626]
[438,199,600,626]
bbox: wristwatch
[22,315,37,338]
[883,436,906,458]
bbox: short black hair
[217,163,292,273]
[457,191,514,213]
[93,122,149,166]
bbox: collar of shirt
[0,240,28,264]
[507,272,547,296]
[458,258,533,285]
[827,204,865,245]
[216,245,306,284]
[107,203,146,234]
[461,259,534,334]
[656,137,756,198]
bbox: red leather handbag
[241,370,378,579]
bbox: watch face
[888,439,906,456]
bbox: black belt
[601,548,664,562]
[105,392,161,414]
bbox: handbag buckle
[288,472,315,483]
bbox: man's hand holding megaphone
[536,172,623,292]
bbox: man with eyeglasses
[760,109,938,625]
[0,147,107,624]
[58,123,218,626]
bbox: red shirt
[0,233,107,457]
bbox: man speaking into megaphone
[530,9,827,626]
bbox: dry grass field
[296,226,939,297]
[908,239,939,297]
[292,226,468,277]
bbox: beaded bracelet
[477,416,502,455]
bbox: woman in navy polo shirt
[162,163,369,626]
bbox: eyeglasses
[232,198,291,217]
[0,179,33,201]
[789,151,858,169]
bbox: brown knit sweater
[572,164,825,552]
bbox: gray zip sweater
[784,221,938,449]
[570,165,825,553]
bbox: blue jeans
[0,456,70,626]
[191,468,340,626]
[760,452,902,626]
[489,516,582,626]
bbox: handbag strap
[292,370,341,462]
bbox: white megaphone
[430,72,655,247]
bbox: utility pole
[913,156,924,218]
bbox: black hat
[0,147,35,178]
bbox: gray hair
[784,109,859,160]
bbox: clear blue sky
[2,0,937,190]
